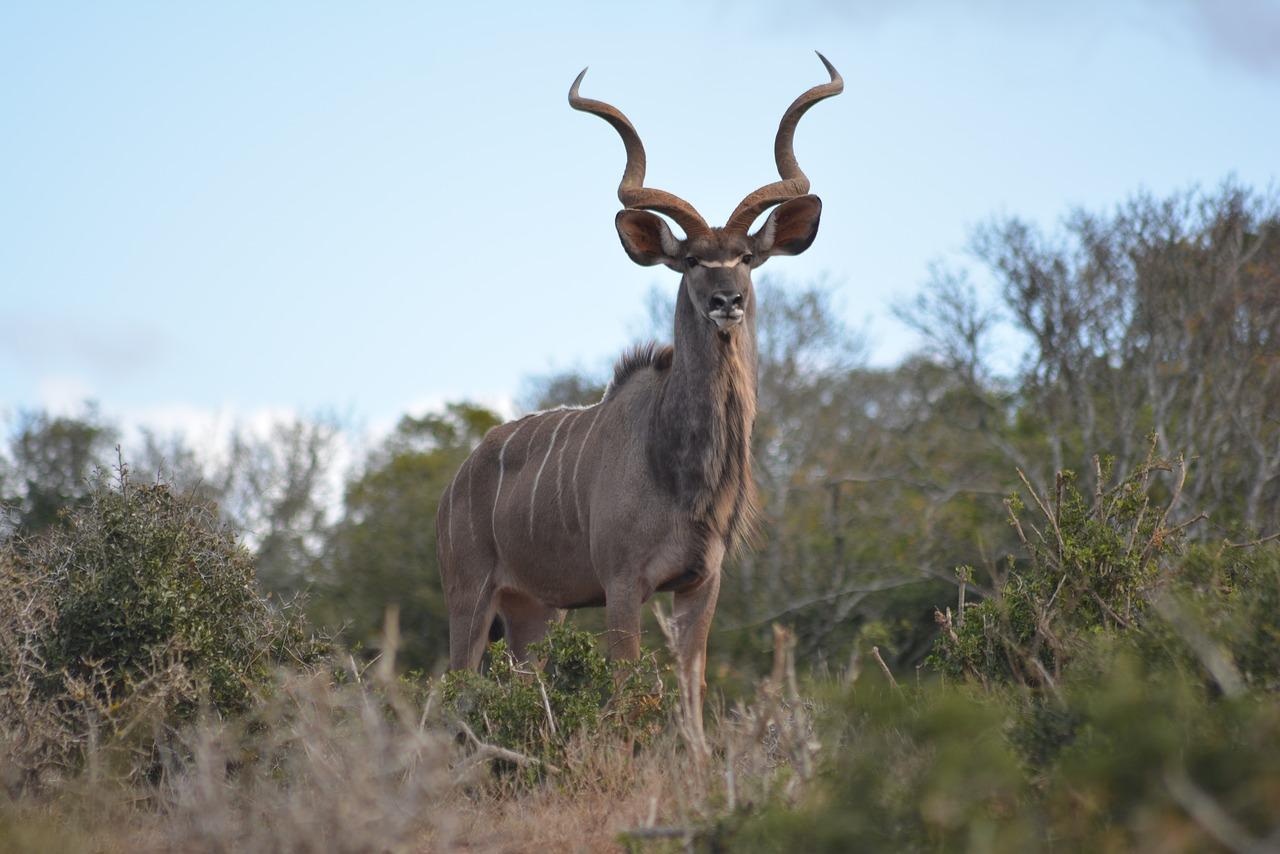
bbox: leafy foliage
[440,623,668,770]
[738,653,1280,853]
[0,461,326,789]
[930,444,1196,685]
[0,407,116,536]
[730,446,1280,852]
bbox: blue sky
[2,1,1278,439]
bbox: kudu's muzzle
[708,290,745,330]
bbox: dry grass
[0,626,819,854]
[441,735,688,852]
[435,625,817,852]
[1,499,822,853]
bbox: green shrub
[439,622,668,771]
[737,680,1036,853]
[738,651,1280,853]
[925,444,1280,768]
[930,446,1197,687]
[732,441,1280,852]
[1161,542,1280,693]
[0,462,327,789]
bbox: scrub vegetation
[1,182,1278,851]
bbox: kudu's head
[570,53,841,333]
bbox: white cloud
[120,403,302,471]
[117,403,361,531]
[0,314,169,377]
[36,375,94,416]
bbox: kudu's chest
[647,354,757,546]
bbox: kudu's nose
[709,291,744,312]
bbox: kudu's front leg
[604,580,644,660]
[672,568,721,744]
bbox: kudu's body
[437,54,841,729]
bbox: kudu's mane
[648,320,761,557]
[698,338,760,556]
[604,342,673,400]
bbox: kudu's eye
[685,256,699,268]
[741,253,754,265]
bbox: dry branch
[1226,531,1280,549]
[870,646,899,690]
[456,720,561,776]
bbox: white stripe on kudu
[445,464,461,558]
[491,420,528,549]
[466,454,477,545]
[530,411,572,540]
[524,412,551,460]
[572,406,603,530]
[555,410,581,533]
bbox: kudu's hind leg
[447,572,498,671]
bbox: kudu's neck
[647,279,758,530]
[668,279,758,390]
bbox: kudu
[437,53,841,731]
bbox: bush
[1162,541,1280,693]
[732,445,1280,852]
[0,462,326,791]
[738,652,1280,853]
[930,445,1198,687]
[928,442,1280,715]
[440,623,668,771]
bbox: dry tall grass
[1,623,818,854]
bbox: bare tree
[957,182,1280,532]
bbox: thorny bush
[440,622,670,773]
[733,443,1280,852]
[0,461,326,792]
[929,442,1202,687]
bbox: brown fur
[437,57,837,740]
[606,343,673,401]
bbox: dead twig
[935,607,960,645]
[714,576,929,634]
[1150,594,1245,698]
[1018,468,1064,553]
[771,624,799,702]
[1092,454,1105,520]
[455,720,560,776]
[1005,498,1030,548]
[535,672,557,738]
[1225,531,1280,549]
[870,646,899,690]
[374,604,400,684]
[1089,589,1132,630]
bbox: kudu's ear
[752,195,823,262]
[615,210,683,269]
